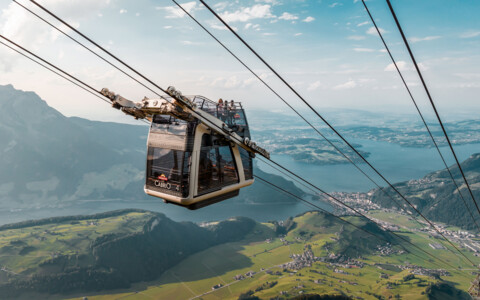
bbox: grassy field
[66,211,478,300]
[0,211,153,276]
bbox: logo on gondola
[234,113,241,119]
[158,174,168,181]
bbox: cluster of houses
[280,245,318,271]
[376,243,405,256]
[233,270,257,281]
[322,253,365,269]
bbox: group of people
[217,98,236,123]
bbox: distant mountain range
[371,153,480,230]
[0,84,303,210]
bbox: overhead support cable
[0,40,109,104]
[360,0,480,232]
[0,35,150,125]
[385,0,480,218]
[198,0,475,266]
[0,35,101,96]
[14,0,164,99]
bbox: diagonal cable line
[361,0,480,232]
[0,35,150,126]
[14,0,165,99]
[385,0,480,218]
[0,40,110,104]
[198,0,476,265]
[0,35,100,95]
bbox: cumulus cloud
[220,4,274,23]
[409,36,441,43]
[119,9,127,14]
[302,16,315,23]
[366,26,387,35]
[156,1,197,19]
[333,80,357,90]
[279,12,298,21]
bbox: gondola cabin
[145,96,254,209]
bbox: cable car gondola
[101,87,268,210]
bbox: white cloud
[347,35,365,40]
[384,61,428,72]
[357,21,369,27]
[302,16,315,23]
[245,23,252,29]
[214,2,229,11]
[460,31,480,38]
[263,32,276,36]
[119,9,127,14]
[385,61,407,71]
[294,33,303,36]
[220,4,274,23]
[0,0,111,49]
[156,1,197,19]
[329,2,343,8]
[135,13,140,17]
[308,81,323,91]
[366,26,387,35]
[181,40,199,45]
[409,36,441,43]
[254,0,280,4]
[164,25,173,29]
[279,12,298,21]
[353,48,375,52]
[333,80,357,90]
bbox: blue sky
[0,0,479,123]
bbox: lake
[1,139,478,225]
[258,139,480,192]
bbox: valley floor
[67,211,478,300]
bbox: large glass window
[239,147,253,180]
[151,115,188,136]
[198,135,239,194]
[146,148,190,197]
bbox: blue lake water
[1,140,478,225]
[258,139,480,193]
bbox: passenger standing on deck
[217,98,225,121]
